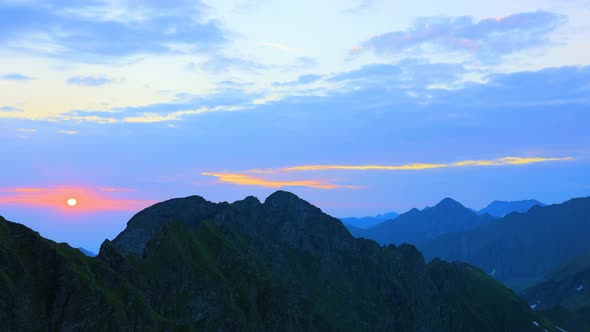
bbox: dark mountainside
[478,200,546,218]
[419,197,590,291]
[521,253,590,331]
[339,211,399,229]
[0,191,563,331]
[353,198,486,246]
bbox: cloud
[58,130,77,135]
[0,106,22,112]
[358,11,566,61]
[199,55,266,73]
[61,86,260,123]
[67,75,114,86]
[200,156,572,190]
[16,128,36,133]
[0,73,34,80]
[249,156,574,173]
[201,172,357,189]
[272,74,323,87]
[0,186,155,212]
[0,0,226,59]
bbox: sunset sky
[1,0,589,251]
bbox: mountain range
[418,197,590,290]
[478,200,546,218]
[0,191,561,331]
[351,198,488,245]
[339,211,399,229]
[342,199,544,236]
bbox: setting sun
[67,198,77,207]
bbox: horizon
[1,0,589,251]
[0,190,579,252]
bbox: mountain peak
[435,197,465,209]
[264,190,301,204]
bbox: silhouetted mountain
[521,253,590,331]
[355,198,486,245]
[478,199,546,218]
[339,211,398,229]
[0,193,563,331]
[419,197,590,291]
[77,247,97,257]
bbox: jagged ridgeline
[0,191,560,331]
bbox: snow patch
[533,321,539,327]
[576,284,583,292]
[530,304,537,310]
[490,268,496,276]
[553,324,567,332]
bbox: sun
[67,198,77,207]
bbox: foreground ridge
[0,192,561,331]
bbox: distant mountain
[355,198,486,245]
[77,247,97,256]
[478,200,546,218]
[0,192,561,331]
[339,211,398,229]
[419,197,590,291]
[521,253,590,331]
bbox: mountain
[339,211,398,229]
[355,198,486,246]
[77,247,97,256]
[419,197,590,291]
[478,200,546,218]
[0,193,565,331]
[521,253,590,331]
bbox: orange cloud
[0,186,155,213]
[201,172,358,189]
[250,156,574,173]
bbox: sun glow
[67,198,77,207]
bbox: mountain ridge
[419,196,590,290]
[0,192,567,331]
[353,197,486,246]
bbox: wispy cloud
[201,172,358,189]
[0,106,22,112]
[0,0,226,59]
[0,186,155,212]
[358,11,566,61]
[199,55,266,73]
[58,130,77,135]
[201,156,573,189]
[0,73,34,80]
[250,156,574,173]
[16,128,36,133]
[67,76,114,87]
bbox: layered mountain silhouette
[419,197,590,290]
[478,200,546,218]
[339,211,398,229]
[0,191,560,331]
[353,198,487,245]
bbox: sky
[1,0,589,252]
